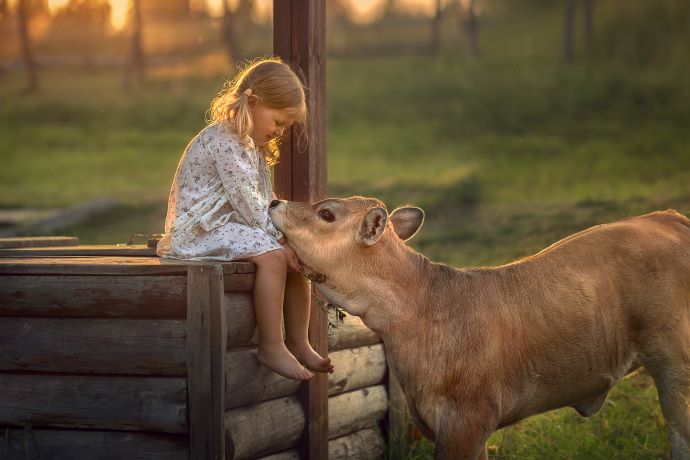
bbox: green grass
[1,2,689,458]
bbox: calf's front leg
[434,407,494,460]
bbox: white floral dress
[157,122,284,261]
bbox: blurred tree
[583,0,594,54]
[141,0,190,20]
[221,0,238,65]
[460,0,479,60]
[17,0,39,91]
[563,0,576,61]
[0,0,8,19]
[123,0,144,89]
[43,0,112,57]
[431,0,443,55]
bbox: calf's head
[269,196,424,315]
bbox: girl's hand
[282,241,302,273]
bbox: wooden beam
[186,265,226,460]
[273,2,328,459]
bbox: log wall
[0,254,196,459]
[0,250,395,460]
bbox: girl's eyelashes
[318,208,335,223]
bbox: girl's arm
[206,137,284,241]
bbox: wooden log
[257,428,385,460]
[329,427,385,460]
[0,318,186,375]
[0,275,187,318]
[224,386,388,459]
[224,295,380,350]
[186,265,226,460]
[0,374,187,433]
[327,344,386,396]
[225,396,305,460]
[0,429,188,460]
[0,236,79,249]
[328,312,381,351]
[225,291,259,347]
[225,344,386,409]
[388,369,409,446]
[328,385,388,440]
[224,348,299,410]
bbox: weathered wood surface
[0,275,187,318]
[224,294,380,349]
[0,236,79,249]
[327,311,381,350]
[225,395,305,460]
[0,374,187,433]
[187,265,226,460]
[0,429,189,460]
[225,344,386,408]
[224,386,388,459]
[0,318,187,375]
[258,428,385,460]
[0,244,155,257]
[329,385,388,440]
[0,257,254,277]
[0,257,190,275]
[327,344,386,396]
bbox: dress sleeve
[206,135,284,241]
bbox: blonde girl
[157,58,333,380]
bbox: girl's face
[249,101,300,147]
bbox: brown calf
[269,197,690,460]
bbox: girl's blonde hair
[208,57,307,166]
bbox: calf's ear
[357,207,388,246]
[390,207,424,241]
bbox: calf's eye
[318,209,335,222]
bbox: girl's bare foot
[287,341,335,374]
[257,344,314,381]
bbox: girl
[157,58,333,381]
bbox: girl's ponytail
[231,88,254,143]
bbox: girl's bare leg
[250,250,313,380]
[283,271,334,373]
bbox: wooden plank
[225,344,386,409]
[0,275,187,318]
[0,374,187,433]
[0,257,190,276]
[187,265,225,460]
[0,236,79,249]
[0,429,189,460]
[210,265,227,460]
[223,272,254,292]
[0,318,187,375]
[0,244,155,257]
[328,385,388,440]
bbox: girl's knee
[252,248,287,269]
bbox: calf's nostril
[269,199,281,209]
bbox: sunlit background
[1,1,689,457]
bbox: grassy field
[1,2,689,458]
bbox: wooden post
[273,1,328,459]
[187,264,226,460]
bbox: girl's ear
[357,207,388,246]
[390,207,424,241]
[247,94,259,106]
